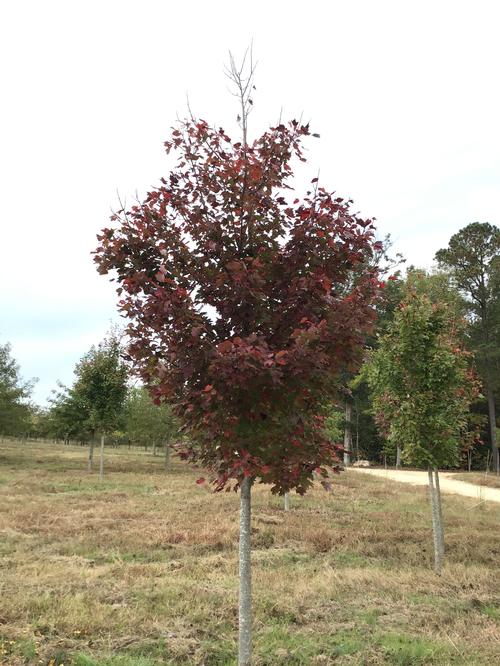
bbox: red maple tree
[95,119,382,493]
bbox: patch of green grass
[479,604,500,621]
[17,637,37,659]
[124,638,172,660]
[377,633,450,665]
[362,608,383,627]
[197,636,236,665]
[75,654,161,666]
[256,622,362,664]
[41,479,157,495]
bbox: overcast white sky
[1,0,499,405]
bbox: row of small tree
[45,337,180,477]
[3,222,498,475]
[0,335,179,478]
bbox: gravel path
[351,468,500,504]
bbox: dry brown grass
[0,440,499,665]
[450,472,500,489]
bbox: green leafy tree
[45,381,92,444]
[72,335,128,477]
[366,283,479,574]
[349,373,385,463]
[322,403,343,445]
[436,222,500,472]
[354,268,471,466]
[345,273,404,465]
[124,386,179,468]
[0,343,36,438]
[335,237,405,467]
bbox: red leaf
[275,350,287,366]
[321,277,332,292]
[196,477,206,485]
[218,340,233,353]
[203,384,213,392]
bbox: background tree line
[1,222,499,472]
[0,334,180,461]
[342,222,499,473]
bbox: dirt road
[351,468,500,504]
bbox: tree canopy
[435,222,500,470]
[47,335,128,441]
[95,118,383,493]
[124,386,179,448]
[73,336,128,435]
[435,222,500,317]
[366,280,479,469]
[0,343,35,436]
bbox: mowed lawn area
[0,442,499,666]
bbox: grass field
[449,472,500,490]
[0,441,499,665]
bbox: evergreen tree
[436,222,500,472]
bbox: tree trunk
[88,440,94,471]
[152,440,157,456]
[343,401,352,467]
[355,403,360,461]
[99,434,105,481]
[164,439,170,471]
[427,467,443,575]
[396,445,402,469]
[434,468,445,564]
[284,492,290,511]
[485,381,499,474]
[239,476,252,666]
